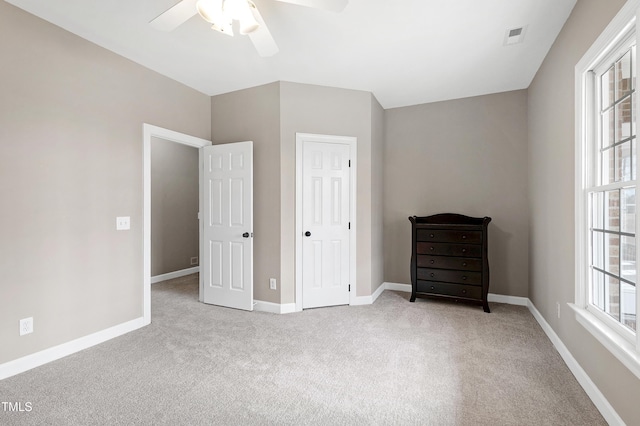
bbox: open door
[200,141,253,311]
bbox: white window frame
[573,0,640,379]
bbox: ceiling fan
[150,0,348,57]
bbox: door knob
[305,231,311,237]
[242,232,250,238]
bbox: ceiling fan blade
[273,0,348,13]
[248,7,279,57]
[150,0,199,31]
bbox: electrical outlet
[20,317,33,336]
[557,302,561,319]
[269,278,277,290]
[190,257,199,266]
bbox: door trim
[295,133,357,312]
[142,124,211,325]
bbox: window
[590,40,637,334]
[575,0,640,379]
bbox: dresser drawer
[417,229,482,244]
[417,268,481,285]
[417,255,482,271]
[416,242,481,258]
[416,280,482,300]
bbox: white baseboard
[253,300,296,314]
[352,283,385,306]
[0,317,146,381]
[371,282,386,303]
[151,266,199,284]
[384,282,529,308]
[487,293,529,306]
[384,282,412,292]
[527,301,624,426]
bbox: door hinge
[348,222,351,230]
[348,284,351,292]
[348,160,351,167]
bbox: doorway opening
[150,137,199,281]
[142,124,211,324]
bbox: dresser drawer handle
[462,235,467,239]
[462,289,467,294]
[430,247,434,251]
[430,286,435,290]
[430,260,435,264]
[430,273,435,277]
[462,248,467,253]
[429,233,434,238]
[462,262,467,267]
[462,276,467,280]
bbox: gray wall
[151,137,199,277]
[211,82,281,304]
[0,2,211,365]
[211,81,384,303]
[371,95,385,295]
[280,82,382,300]
[528,0,640,423]
[383,90,529,298]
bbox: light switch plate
[116,216,130,230]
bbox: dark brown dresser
[409,213,492,312]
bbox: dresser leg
[483,302,490,313]
[410,291,416,302]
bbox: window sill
[569,303,640,380]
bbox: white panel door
[302,141,351,308]
[201,141,253,311]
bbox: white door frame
[142,124,211,325]
[295,133,357,312]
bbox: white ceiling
[6,0,577,109]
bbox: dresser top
[409,213,491,227]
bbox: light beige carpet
[0,274,605,425]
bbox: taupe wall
[383,90,529,298]
[280,82,382,300]
[528,0,640,423]
[150,137,199,277]
[370,95,385,295]
[211,82,281,304]
[211,81,384,303]
[0,2,211,364]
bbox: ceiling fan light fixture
[211,22,234,36]
[196,0,224,24]
[225,0,260,34]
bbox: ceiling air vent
[504,26,527,46]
